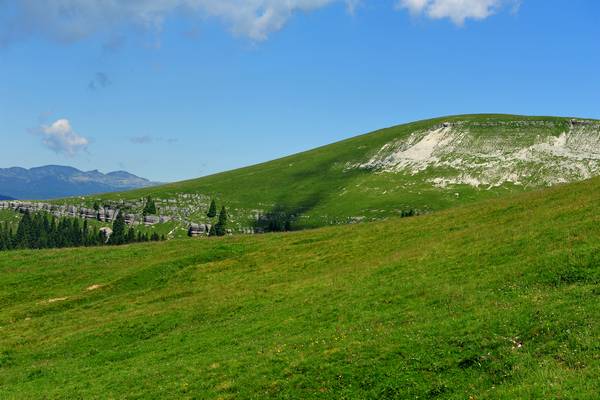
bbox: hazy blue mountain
[0,165,160,200]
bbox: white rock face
[354,120,600,189]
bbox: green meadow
[1,177,598,399]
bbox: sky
[0,0,599,182]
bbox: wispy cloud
[0,0,519,46]
[396,0,517,25]
[130,135,154,145]
[38,119,90,157]
[130,135,178,145]
[88,72,111,91]
[0,0,353,44]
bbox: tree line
[202,199,229,237]
[0,210,164,252]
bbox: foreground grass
[0,178,599,399]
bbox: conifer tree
[82,220,89,246]
[48,217,57,248]
[110,211,126,245]
[0,223,8,250]
[207,199,217,218]
[71,219,82,246]
[30,213,43,249]
[215,206,228,236]
[14,211,32,249]
[143,196,157,216]
[127,228,136,243]
[98,230,106,245]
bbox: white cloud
[399,0,430,15]
[40,119,89,157]
[397,0,509,25]
[0,0,356,43]
[0,0,518,45]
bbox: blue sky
[1,0,599,182]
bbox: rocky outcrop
[188,223,211,237]
[353,119,600,188]
[99,227,113,242]
[1,193,257,237]
[144,215,160,226]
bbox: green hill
[1,177,598,398]
[63,114,600,232]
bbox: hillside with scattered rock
[68,115,599,231]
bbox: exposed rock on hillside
[354,119,600,188]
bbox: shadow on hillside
[252,193,323,233]
[251,152,367,232]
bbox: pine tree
[207,199,217,218]
[4,222,13,250]
[30,213,44,249]
[215,206,228,236]
[82,220,89,246]
[208,224,216,237]
[143,196,157,216]
[110,211,126,245]
[14,211,32,249]
[127,228,136,244]
[71,219,82,246]
[48,217,57,248]
[40,214,51,248]
[98,231,106,245]
[0,222,7,251]
[5,222,12,250]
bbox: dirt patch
[86,284,103,291]
[46,297,68,303]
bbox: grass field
[0,176,598,398]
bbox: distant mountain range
[0,194,15,200]
[0,165,160,200]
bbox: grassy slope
[1,177,599,398]
[83,114,591,228]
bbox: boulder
[144,215,160,225]
[188,223,211,237]
[99,227,113,243]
